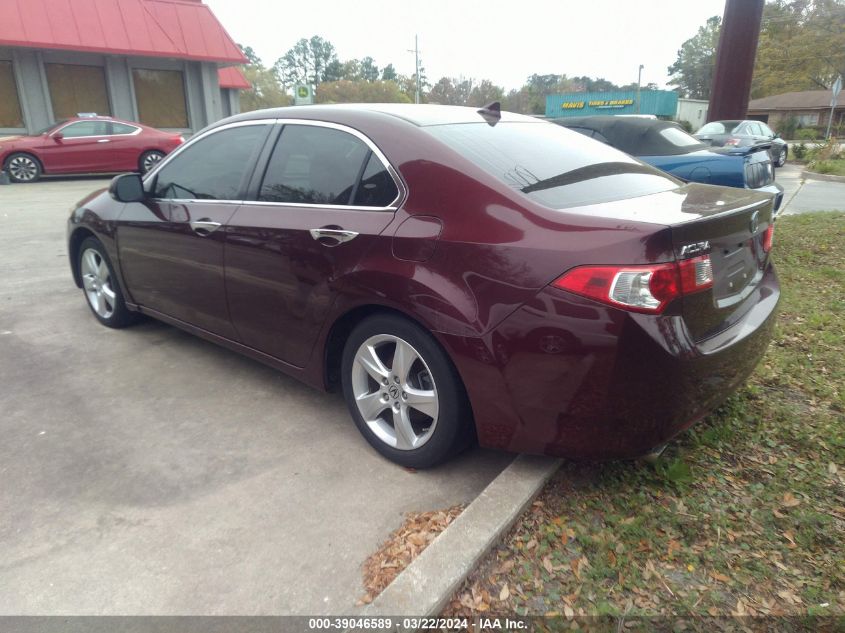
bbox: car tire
[139,150,165,174]
[341,313,474,468]
[5,152,42,183]
[78,237,137,328]
[777,146,787,167]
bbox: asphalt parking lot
[0,178,513,614]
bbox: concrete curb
[801,170,845,183]
[360,454,562,618]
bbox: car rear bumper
[444,263,779,460]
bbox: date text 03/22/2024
[306,617,527,630]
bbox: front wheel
[5,153,42,183]
[341,314,473,468]
[78,237,137,328]
[776,146,787,167]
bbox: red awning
[0,0,247,64]
[218,66,250,90]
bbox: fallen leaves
[357,504,463,606]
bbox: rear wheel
[341,314,473,468]
[5,153,42,183]
[139,150,165,174]
[78,237,137,328]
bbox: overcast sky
[205,0,727,91]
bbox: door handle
[309,228,359,246]
[97,139,110,143]
[190,219,222,236]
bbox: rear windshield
[426,121,678,209]
[697,121,741,135]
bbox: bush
[792,142,808,160]
[810,160,845,176]
[796,128,819,141]
[676,119,693,133]
[778,116,799,140]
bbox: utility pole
[414,35,420,104]
[707,0,764,122]
[636,64,644,114]
[407,35,421,104]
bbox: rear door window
[258,125,371,205]
[427,121,678,209]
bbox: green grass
[811,159,845,177]
[445,213,845,621]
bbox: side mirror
[774,132,781,139]
[109,173,146,203]
[52,132,63,142]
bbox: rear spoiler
[712,141,773,157]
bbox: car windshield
[697,121,741,135]
[427,121,678,209]
[33,121,67,135]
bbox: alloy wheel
[351,334,439,451]
[777,147,787,167]
[142,152,164,173]
[80,248,116,319]
[8,156,38,182]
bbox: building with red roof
[0,0,251,135]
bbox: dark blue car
[554,116,784,214]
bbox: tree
[428,77,475,105]
[274,36,338,87]
[667,15,721,99]
[359,57,380,82]
[237,45,292,112]
[381,64,398,82]
[468,80,505,107]
[315,80,412,104]
[753,0,845,97]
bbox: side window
[153,124,267,200]
[760,123,775,137]
[110,122,139,135]
[259,125,369,205]
[353,153,399,207]
[61,121,109,137]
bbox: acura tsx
[67,104,779,468]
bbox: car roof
[225,103,541,127]
[553,115,707,156]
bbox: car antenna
[477,101,501,126]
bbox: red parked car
[1,115,183,183]
[67,104,779,468]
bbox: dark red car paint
[67,105,779,460]
[2,116,182,176]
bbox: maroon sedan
[2,116,183,183]
[66,104,779,468]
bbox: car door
[225,121,403,367]
[38,120,112,172]
[116,121,273,339]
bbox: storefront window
[46,63,111,120]
[0,60,24,128]
[132,68,189,129]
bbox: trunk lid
[571,183,776,342]
[669,187,775,341]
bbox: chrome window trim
[144,118,406,211]
[52,120,142,139]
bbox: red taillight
[762,224,774,253]
[724,138,741,146]
[553,255,714,314]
